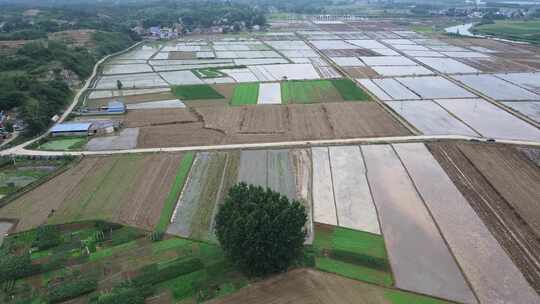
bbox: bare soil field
[168,51,197,59]
[428,142,540,293]
[343,67,379,78]
[456,57,534,73]
[322,49,379,57]
[0,154,183,232]
[137,123,224,148]
[209,268,388,304]
[133,102,409,148]
[458,143,540,238]
[239,105,288,134]
[87,91,176,107]
[125,108,199,127]
[324,102,407,138]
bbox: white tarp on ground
[357,79,392,100]
[311,147,338,226]
[502,101,540,123]
[494,72,540,94]
[372,66,434,77]
[265,40,312,50]
[257,83,281,104]
[95,73,168,89]
[281,50,320,58]
[417,57,479,74]
[362,144,476,304]
[126,99,186,110]
[221,68,258,82]
[346,39,387,49]
[436,98,540,141]
[395,143,539,304]
[310,40,359,50]
[102,64,153,75]
[372,79,420,100]
[397,76,476,99]
[249,64,320,81]
[328,146,380,234]
[453,74,540,100]
[385,100,479,136]
[360,56,417,66]
[158,70,204,85]
[330,57,365,67]
[87,88,170,99]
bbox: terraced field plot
[0,154,186,232]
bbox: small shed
[107,101,125,114]
[50,122,92,137]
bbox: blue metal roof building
[50,122,92,136]
[107,101,126,114]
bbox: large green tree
[215,183,307,277]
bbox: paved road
[2,135,539,157]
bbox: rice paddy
[231,83,260,105]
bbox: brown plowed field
[125,109,199,127]
[456,57,534,73]
[133,102,410,147]
[209,268,393,304]
[0,154,183,232]
[342,66,379,78]
[428,142,540,293]
[322,49,379,57]
[458,143,540,237]
[168,51,197,59]
[239,105,288,134]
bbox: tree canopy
[215,183,307,277]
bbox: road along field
[0,153,186,232]
[395,143,538,304]
[362,144,475,304]
[428,142,540,294]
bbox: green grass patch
[313,225,393,286]
[192,68,227,79]
[89,240,138,262]
[155,152,195,232]
[152,238,192,254]
[331,79,371,101]
[384,288,454,304]
[316,257,392,286]
[281,80,335,104]
[37,137,87,151]
[231,83,259,106]
[172,84,224,100]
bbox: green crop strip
[156,152,195,232]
